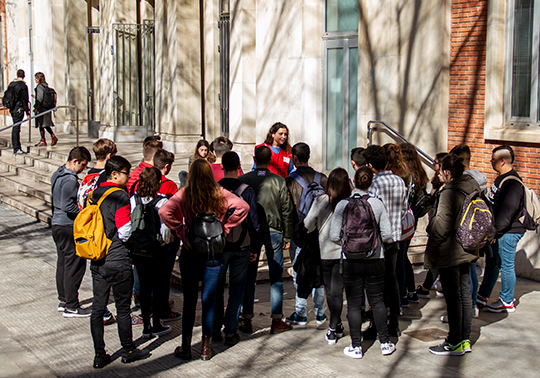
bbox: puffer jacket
[424,174,480,269]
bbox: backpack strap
[129,180,140,197]
[290,172,309,192]
[89,187,123,207]
[234,183,249,197]
[499,175,524,188]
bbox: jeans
[180,247,223,337]
[397,240,416,298]
[262,231,285,318]
[214,248,250,336]
[383,242,401,316]
[321,259,344,329]
[90,262,134,354]
[439,263,472,345]
[478,233,524,303]
[52,225,87,309]
[290,242,325,318]
[132,266,140,295]
[342,259,388,346]
[470,262,478,307]
[132,252,169,329]
[10,108,24,152]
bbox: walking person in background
[32,72,58,147]
[330,166,395,358]
[4,69,31,154]
[254,122,293,178]
[425,154,479,356]
[51,146,91,317]
[160,159,249,361]
[304,167,351,344]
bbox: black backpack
[129,195,166,257]
[186,213,226,258]
[340,194,381,260]
[2,86,16,110]
[41,85,57,110]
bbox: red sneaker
[51,135,58,146]
[35,139,47,147]
[270,318,293,334]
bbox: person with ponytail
[159,159,249,361]
[330,166,395,359]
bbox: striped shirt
[369,170,407,242]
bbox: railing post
[76,107,79,147]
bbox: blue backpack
[290,172,325,222]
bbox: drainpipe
[27,0,34,141]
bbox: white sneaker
[381,342,396,356]
[343,345,363,359]
[472,306,479,318]
[440,315,448,323]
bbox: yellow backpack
[73,187,122,260]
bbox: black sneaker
[224,333,240,346]
[407,292,419,304]
[151,324,171,337]
[93,353,111,369]
[63,307,92,318]
[121,348,151,364]
[428,340,466,356]
[401,296,409,308]
[57,302,66,312]
[325,327,341,345]
[161,311,181,322]
[415,285,430,299]
[238,318,253,333]
[336,323,344,338]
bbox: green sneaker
[461,339,472,353]
[429,340,465,356]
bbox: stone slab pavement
[0,203,539,378]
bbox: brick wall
[448,0,540,193]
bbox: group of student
[50,120,531,368]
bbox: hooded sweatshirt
[464,168,487,193]
[51,165,80,226]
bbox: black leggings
[321,259,344,329]
[343,259,388,346]
[40,127,54,139]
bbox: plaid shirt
[369,170,407,242]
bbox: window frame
[504,0,540,128]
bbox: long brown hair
[35,72,47,85]
[431,152,448,190]
[193,139,215,163]
[137,167,162,198]
[326,168,351,210]
[383,143,409,185]
[183,159,226,215]
[263,122,291,152]
[400,143,428,194]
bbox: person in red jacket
[254,122,292,178]
[159,159,249,361]
[126,139,163,195]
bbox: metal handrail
[367,120,435,170]
[0,105,80,146]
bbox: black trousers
[90,262,134,355]
[343,259,388,346]
[52,225,86,309]
[439,263,472,345]
[321,259,344,330]
[133,252,169,329]
[383,242,401,317]
[10,108,24,151]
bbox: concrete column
[155,0,203,153]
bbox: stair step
[0,184,52,226]
[0,156,52,185]
[0,170,52,205]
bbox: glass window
[326,48,344,168]
[326,0,359,32]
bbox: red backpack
[340,194,381,260]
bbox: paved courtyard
[0,203,539,378]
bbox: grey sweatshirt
[330,189,394,259]
[51,165,80,226]
[304,194,341,260]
